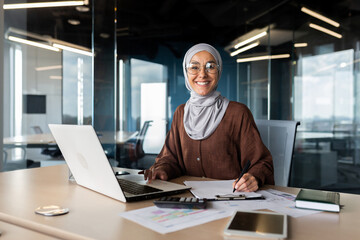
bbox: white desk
[0,165,359,239]
[0,220,61,240]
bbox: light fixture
[75,5,90,12]
[49,76,63,80]
[230,41,260,57]
[100,33,110,39]
[224,25,275,55]
[6,28,94,57]
[294,43,308,48]
[36,65,63,71]
[236,54,290,63]
[53,43,93,56]
[8,36,60,52]
[234,31,267,49]
[4,1,88,10]
[301,7,340,28]
[309,23,342,39]
[339,62,347,68]
[68,19,81,25]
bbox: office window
[62,51,93,125]
[141,82,167,154]
[292,37,360,192]
[128,59,168,154]
[295,49,354,131]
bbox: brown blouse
[150,101,274,186]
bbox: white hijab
[183,43,230,140]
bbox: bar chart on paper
[120,206,231,234]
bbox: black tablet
[224,210,287,239]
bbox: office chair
[1,149,8,171]
[255,119,300,187]
[2,146,39,171]
[2,150,8,163]
[119,120,153,168]
[31,126,62,158]
[331,123,357,164]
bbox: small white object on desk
[34,205,69,216]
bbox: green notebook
[295,189,340,212]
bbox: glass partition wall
[114,0,360,194]
[234,11,360,193]
[1,0,117,171]
[0,1,4,171]
[290,21,360,193]
[2,0,360,194]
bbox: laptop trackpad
[118,174,146,183]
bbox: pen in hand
[233,160,251,193]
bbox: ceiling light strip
[4,1,86,10]
[8,36,60,52]
[236,54,290,63]
[301,7,340,28]
[270,54,291,60]
[294,43,308,48]
[230,42,260,57]
[234,31,267,49]
[309,23,342,39]
[53,43,93,56]
[36,65,63,71]
[49,76,63,80]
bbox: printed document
[120,181,320,234]
[184,180,262,199]
[184,180,319,218]
[120,206,232,234]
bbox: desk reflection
[3,131,137,147]
[2,131,137,171]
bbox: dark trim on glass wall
[93,0,116,132]
[0,0,4,171]
[92,0,117,162]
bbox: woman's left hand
[232,173,259,192]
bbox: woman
[141,43,274,192]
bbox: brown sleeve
[239,107,274,186]
[150,106,184,179]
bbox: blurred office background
[1,0,360,194]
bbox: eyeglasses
[186,62,219,75]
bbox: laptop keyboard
[117,178,163,195]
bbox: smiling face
[187,51,219,96]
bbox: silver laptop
[48,124,190,202]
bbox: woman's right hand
[138,168,168,183]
